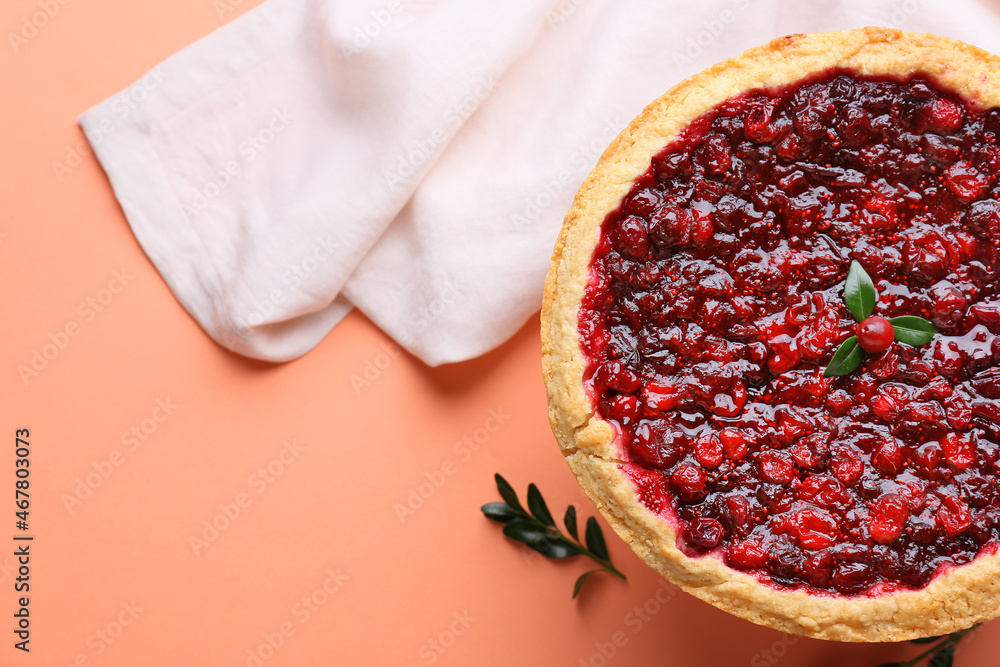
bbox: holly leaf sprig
[824,261,937,377]
[481,473,626,598]
[875,624,980,667]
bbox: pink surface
[1,1,997,664]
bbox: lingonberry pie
[542,28,1000,641]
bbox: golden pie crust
[541,27,1000,642]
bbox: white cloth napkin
[79,0,1000,365]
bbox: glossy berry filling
[578,70,1000,596]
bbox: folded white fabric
[80,0,1000,365]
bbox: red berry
[758,452,795,485]
[782,508,839,551]
[670,464,706,503]
[596,360,641,393]
[919,98,964,134]
[601,394,640,425]
[694,434,724,469]
[701,133,732,175]
[856,316,894,353]
[944,161,988,201]
[872,437,906,475]
[941,432,976,469]
[719,428,748,460]
[684,517,724,550]
[829,447,864,486]
[726,539,768,569]
[937,495,972,537]
[868,493,908,544]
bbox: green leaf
[481,502,521,523]
[495,473,523,511]
[585,517,610,560]
[844,260,878,322]
[572,570,602,599]
[928,645,955,667]
[539,540,580,559]
[502,522,549,545]
[823,336,863,377]
[564,505,579,541]
[890,316,936,347]
[502,523,578,558]
[527,483,555,526]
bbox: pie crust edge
[541,27,1000,642]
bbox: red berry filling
[578,70,1000,596]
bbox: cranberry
[918,98,964,134]
[602,394,640,425]
[719,428,748,460]
[609,216,650,259]
[701,134,732,175]
[744,100,779,142]
[922,134,960,164]
[596,360,642,393]
[944,161,989,201]
[937,495,972,537]
[872,438,906,475]
[726,539,768,569]
[684,517,724,551]
[856,316,895,353]
[758,452,796,485]
[831,561,873,595]
[581,70,1000,596]
[670,464,707,503]
[868,494,909,544]
[723,494,754,534]
[778,508,839,550]
[694,434,724,468]
[964,199,1000,238]
[941,432,976,469]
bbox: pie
[542,27,1000,641]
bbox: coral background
[1,0,997,664]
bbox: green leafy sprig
[824,261,937,377]
[875,624,980,667]
[481,473,626,598]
